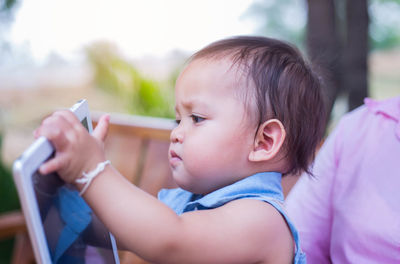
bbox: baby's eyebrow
[179,99,208,109]
[175,99,213,117]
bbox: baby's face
[169,58,257,194]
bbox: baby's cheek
[187,141,226,171]
[185,155,209,175]
[183,135,231,171]
[185,155,223,182]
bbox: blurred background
[0,0,399,262]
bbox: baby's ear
[248,119,286,162]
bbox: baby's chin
[173,177,198,194]
[172,173,214,195]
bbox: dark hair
[191,36,326,176]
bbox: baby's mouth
[170,150,181,159]
[169,150,182,167]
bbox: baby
[36,36,325,263]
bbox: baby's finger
[37,121,70,151]
[39,155,65,175]
[92,114,110,142]
[53,110,83,130]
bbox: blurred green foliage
[244,0,306,49]
[86,42,175,118]
[245,0,400,51]
[0,133,20,263]
[0,137,19,214]
[369,0,400,50]
[0,0,18,13]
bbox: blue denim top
[158,172,306,264]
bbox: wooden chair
[0,112,299,263]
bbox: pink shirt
[285,96,400,263]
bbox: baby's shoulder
[224,199,294,262]
[227,199,291,236]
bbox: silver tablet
[13,99,120,264]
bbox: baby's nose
[170,127,184,143]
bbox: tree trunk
[343,0,369,110]
[306,0,341,120]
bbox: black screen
[32,171,117,264]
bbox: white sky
[9,0,257,63]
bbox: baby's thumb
[92,114,110,142]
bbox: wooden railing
[0,112,177,264]
[0,112,299,264]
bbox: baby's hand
[34,110,110,185]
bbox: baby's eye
[190,114,205,123]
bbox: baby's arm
[84,173,293,263]
[36,111,293,264]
